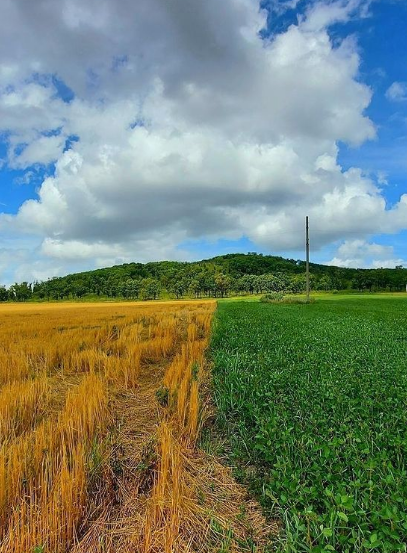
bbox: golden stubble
[0,300,215,553]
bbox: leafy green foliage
[211,298,407,552]
[2,253,407,302]
[156,385,170,407]
[260,292,286,302]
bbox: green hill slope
[2,253,407,301]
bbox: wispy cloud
[386,81,407,102]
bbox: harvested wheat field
[0,301,273,553]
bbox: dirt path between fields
[72,362,165,552]
[72,346,278,553]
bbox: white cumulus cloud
[0,0,405,281]
[327,239,407,268]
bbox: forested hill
[2,253,407,301]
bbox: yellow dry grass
[140,303,276,553]
[0,300,274,553]
[0,300,215,553]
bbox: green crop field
[210,298,407,552]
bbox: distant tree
[9,282,32,301]
[267,273,289,293]
[0,285,8,301]
[140,278,161,300]
[189,278,202,298]
[289,274,306,294]
[237,274,256,294]
[214,273,232,297]
[123,278,141,299]
[71,280,88,298]
[316,275,332,291]
[169,278,188,299]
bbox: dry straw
[0,300,272,553]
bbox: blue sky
[1,0,407,284]
[184,0,407,264]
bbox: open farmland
[211,298,407,552]
[0,301,213,552]
[0,300,273,553]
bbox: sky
[1,0,407,285]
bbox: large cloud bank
[0,0,406,281]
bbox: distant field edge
[3,289,407,305]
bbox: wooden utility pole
[305,216,310,302]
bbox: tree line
[1,253,406,301]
